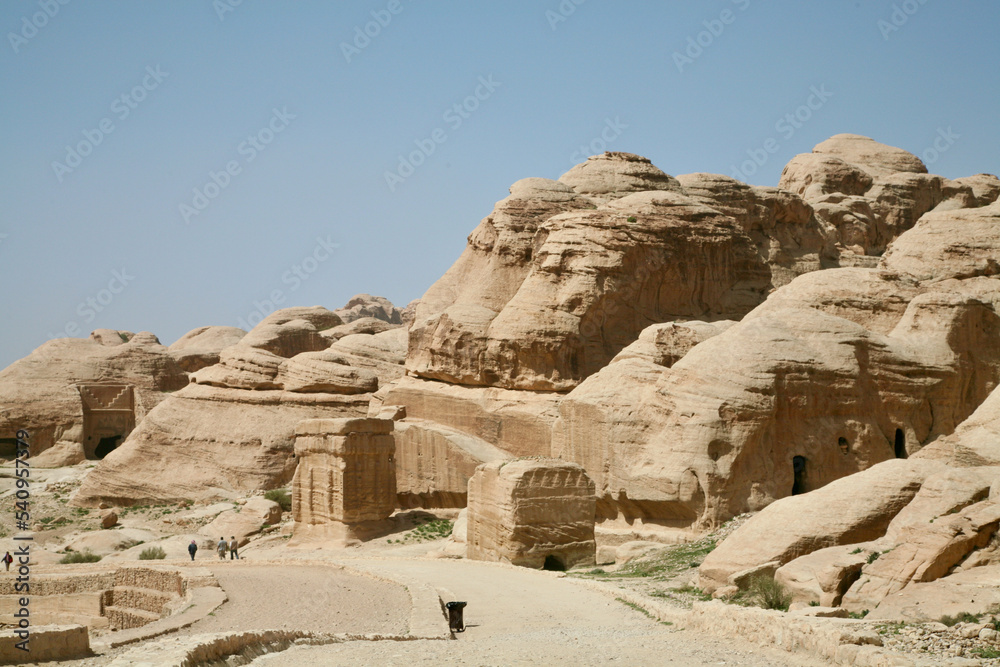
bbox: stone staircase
[101,568,184,630]
[103,586,177,629]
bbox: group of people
[187,537,240,561]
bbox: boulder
[167,326,247,372]
[199,497,282,545]
[101,510,118,529]
[332,294,404,325]
[698,459,941,592]
[320,317,398,342]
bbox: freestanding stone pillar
[467,458,597,569]
[290,417,396,546]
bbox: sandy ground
[247,557,830,667]
[174,563,410,636]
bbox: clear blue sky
[2,1,998,370]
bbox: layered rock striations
[73,305,407,506]
[554,201,1000,533]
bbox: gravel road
[176,563,410,636]
[249,557,830,667]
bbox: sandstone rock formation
[290,418,396,546]
[406,160,776,391]
[167,326,246,372]
[466,458,596,569]
[552,197,1000,534]
[0,331,188,463]
[73,306,406,507]
[199,496,282,545]
[333,294,405,325]
[381,376,556,508]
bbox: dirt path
[250,557,830,667]
[175,563,410,636]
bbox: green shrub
[627,216,637,222]
[866,551,880,564]
[117,539,145,551]
[744,575,791,611]
[264,489,292,511]
[59,550,101,564]
[939,611,981,627]
[850,547,863,554]
[138,546,167,560]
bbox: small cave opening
[838,437,850,455]
[542,555,566,571]
[894,429,907,459]
[792,455,808,495]
[94,435,122,460]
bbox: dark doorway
[792,456,807,495]
[542,555,566,571]
[894,429,907,459]
[94,436,122,459]
[838,437,849,455]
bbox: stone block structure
[467,458,597,569]
[290,417,397,546]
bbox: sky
[1,0,998,370]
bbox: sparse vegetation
[573,539,717,581]
[939,611,982,627]
[733,575,791,611]
[264,489,292,512]
[117,539,145,551]
[674,584,712,601]
[615,597,672,625]
[876,621,908,635]
[850,547,863,554]
[392,518,454,544]
[848,609,869,619]
[867,551,881,564]
[973,647,1000,659]
[627,216,637,222]
[59,549,101,564]
[138,546,167,560]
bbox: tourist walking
[229,536,239,560]
[217,537,227,560]
[2,551,12,571]
[187,540,198,561]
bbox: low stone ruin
[466,458,597,569]
[290,417,397,546]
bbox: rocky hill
[3,134,999,619]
